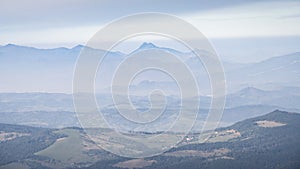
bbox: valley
[0,110,299,169]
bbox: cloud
[0,0,272,29]
[183,1,300,38]
[0,0,300,47]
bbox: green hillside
[0,110,299,169]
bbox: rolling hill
[0,110,299,169]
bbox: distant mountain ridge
[0,86,299,129]
[0,43,299,93]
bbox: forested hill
[0,110,299,169]
[135,110,300,169]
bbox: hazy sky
[1,0,300,62]
[1,0,300,92]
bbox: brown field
[113,159,156,169]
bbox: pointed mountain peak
[236,87,266,96]
[2,44,36,50]
[241,87,263,92]
[4,44,23,48]
[72,44,85,50]
[5,43,17,47]
[139,42,157,49]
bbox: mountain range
[0,86,299,129]
[0,43,299,168]
[0,43,299,94]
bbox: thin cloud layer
[0,0,300,48]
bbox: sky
[1,0,300,93]
[1,0,300,62]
